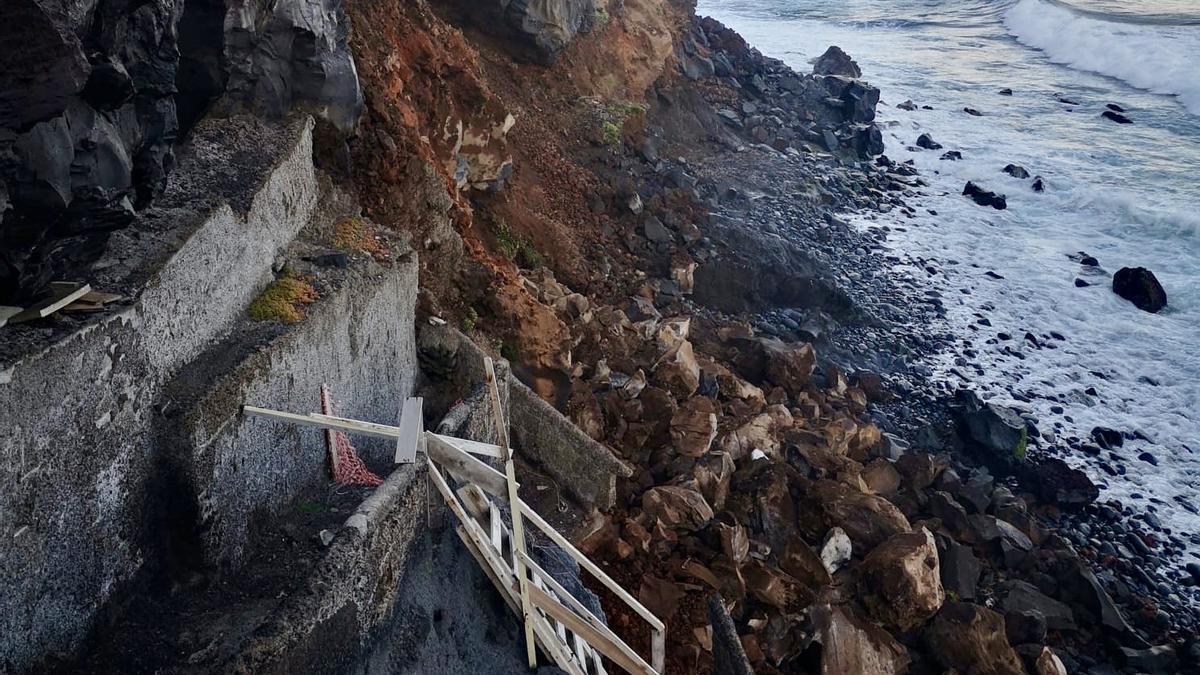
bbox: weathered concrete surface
[0,115,321,671]
[220,462,429,674]
[179,254,418,568]
[510,378,631,511]
[417,323,631,512]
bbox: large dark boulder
[1112,266,1167,312]
[963,181,1008,210]
[220,0,363,134]
[955,390,1027,467]
[0,0,182,305]
[811,45,861,79]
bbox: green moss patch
[247,274,319,323]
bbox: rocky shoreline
[513,15,1200,674]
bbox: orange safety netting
[320,384,384,487]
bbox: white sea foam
[1005,0,1200,115]
[701,0,1200,550]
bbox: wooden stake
[485,356,538,670]
[319,385,341,478]
[395,397,423,464]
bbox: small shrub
[461,307,479,333]
[493,218,543,268]
[500,341,518,362]
[248,274,319,323]
[594,7,610,26]
[601,120,621,147]
[495,220,522,260]
[331,217,387,258]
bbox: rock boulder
[1112,266,1167,313]
[857,528,945,631]
[811,46,861,79]
[925,602,1025,675]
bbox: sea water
[698,0,1200,554]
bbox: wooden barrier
[242,359,666,674]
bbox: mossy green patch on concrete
[248,275,319,323]
[331,217,387,258]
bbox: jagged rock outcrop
[0,0,182,304]
[0,0,361,305]
[812,45,861,79]
[695,17,884,158]
[444,0,597,63]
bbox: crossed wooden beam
[242,357,665,674]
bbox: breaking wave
[1005,0,1200,114]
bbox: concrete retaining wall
[181,256,418,567]
[0,115,328,671]
[417,324,631,512]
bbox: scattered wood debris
[5,282,91,324]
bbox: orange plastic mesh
[320,385,384,487]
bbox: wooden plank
[529,610,588,675]
[517,499,665,633]
[7,283,91,323]
[457,483,490,521]
[490,503,503,551]
[528,585,658,675]
[486,357,539,670]
[571,634,590,674]
[429,433,504,459]
[519,550,658,675]
[426,433,510,499]
[456,526,520,616]
[651,629,665,675]
[429,461,518,607]
[242,406,401,440]
[395,397,423,464]
[594,647,610,675]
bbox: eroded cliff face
[342,0,697,377]
[0,0,361,305]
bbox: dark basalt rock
[998,87,1013,96]
[811,45,861,79]
[220,0,364,135]
[1102,110,1133,124]
[955,389,1027,467]
[963,107,982,116]
[915,133,942,150]
[451,0,596,64]
[1002,164,1030,179]
[1031,175,1045,192]
[0,0,362,304]
[963,181,1007,210]
[1025,457,1097,508]
[1091,427,1123,449]
[940,150,962,161]
[1112,266,1167,312]
[0,0,182,304]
